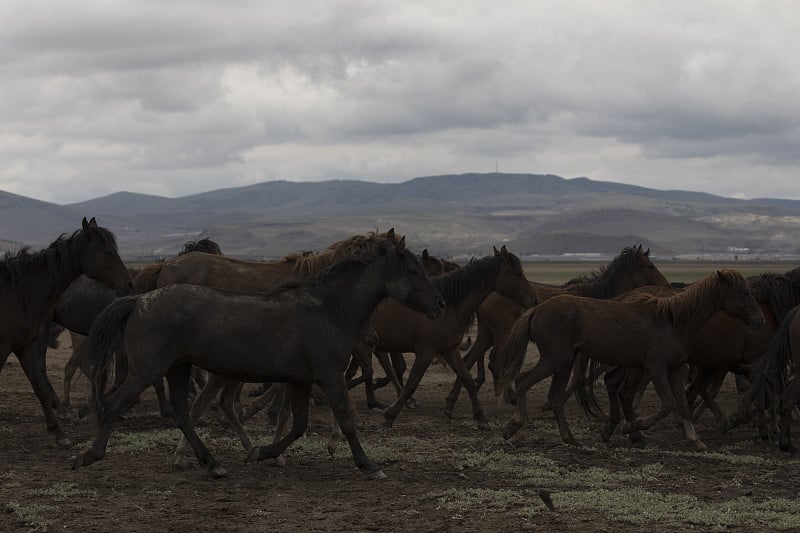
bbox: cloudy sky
[1,1,798,204]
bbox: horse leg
[549,368,577,445]
[373,350,404,400]
[15,344,69,447]
[383,350,435,428]
[622,368,674,435]
[503,360,555,440]
[778,378,800,453]
[62,333,87,409]
[164,363,226,478]
[174,373,227,466]
[218,380,253,451]
[153,379,174,419]
[390,352,407,388]
[668,365,706,450]
[444,328,493,414]
[246,383,311,463]
[694,369,729,426]
[323,376,384,479]
[352,343,383,410]
[73,371,157,469]
[599,366,626,443]
[239,383,280,422]
[440,348,489,429]
[619,370,649,446]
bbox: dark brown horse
[0,218,132,446]
[375,246,537,429]
[446,245,669,409]
[73,237,444,478]
[750,304,800,452]
[578,268,800,444]
[500,270,764,450]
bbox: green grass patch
[4,502,57,531]
[553,488,800,531]
[29,482,97,502]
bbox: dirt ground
[2,334,800,532]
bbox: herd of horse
[2,218,800,480]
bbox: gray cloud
[1,0,799,203]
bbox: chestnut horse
[446,245,669,409]
[0,218,132,446]
[500,270,764,450]
[577,268,800,444]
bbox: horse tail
[574,354,605,419]
[754,305,800,404]
[86,296,138,419]
[132,263,162,294]
[500,307,536,391]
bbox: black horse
[0,218,132,446]
[73,237,445,478]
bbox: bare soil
[2,334,800,532]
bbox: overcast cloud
[1,0,798,203]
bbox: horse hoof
[367,469,387,481]
[174,456,191,469]
[209,466,228,479]
[274,455,287,468]
[56,437,72,448]
[694,441,708,452]
[599,429,612,443]
[444,409,454,420]
[405,398,417,409]
[245,448,261,463]
[476,420,490,431]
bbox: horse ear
[89,217,97,227]
[644,247,650,256]
[82,217,89,231]
[716,270,728,283]
[637,244,643,253]
[387,228,395,240]
[398,236,406,249]
[422,249,429,259]
[500,244,508,254]
[493,246,500,256]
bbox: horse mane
[179,238,222,256]
[282,230,402,278]
[655,270,745,326]
[0,227,118,308]
[264,237,403,299]
[432,253,512,307]
[564,245,649,298]
[747,272,800,321]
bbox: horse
[500,270,764,450]
[72,237,445,478]
[0,217,132,447]
[374,245,537,430]
[445,245,669,409]
[577,268,800,444]
[728,303,800,452]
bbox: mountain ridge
[4,173,799,259]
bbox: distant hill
[3,173,800,259]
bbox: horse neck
[434,257,499,320]
[657,280,725,336]
[318,258,390,336]
[568,270,630,299]
[17,242,84,316]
